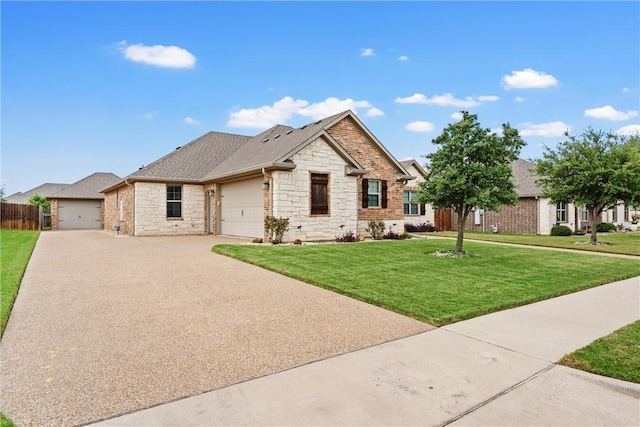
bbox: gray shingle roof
[130,131,251,180]
[5,183,70,204]
[51,173,121,199]
[511,158,541,197]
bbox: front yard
[436,231,640,256]
[0,230,40,337]
[213,239,640,326]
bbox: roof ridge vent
[286,130,293,134]
[274,134,280,139]
[263,138,270,143]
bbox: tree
[535,129,640,244]
[27,194,51,214]
[417,111,525,253]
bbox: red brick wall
[452,197,539,234]
[327,116,404,223]
[51,199,59,230]
[103,185,133,234]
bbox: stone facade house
[50,172,121,230]
[101,110,414,241]
[400,159,435,226]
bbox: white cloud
[298,98,372,119]
[395,92,488,107]
[616,124,640,135]
[116,41,196,68]
[183,117,201,125]
[477,95,500,102]
[139,111,158,119]
[518,121,570,137]
[365,107,385,117]
[405,121,435,132]
[227,97,309,129]
[490,127,504,135]
[398,55,409,61]
[360,48,374,57]
[226,96,380,129]
[450,112,463,121]
[501,68,558,89]
[622,87,638,93]
[515,96,525,103]
[584,105,638,121]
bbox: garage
[57,199,102,230]
[220,177,264,238]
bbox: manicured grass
[0,229,40,337]
[213,239,640,326]
[436,231,640,256]
[560,320,640,384]
[0,412,15,427]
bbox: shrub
[551,225,572,236]
[366,219,386,240]
[264,215,289,244]
[596,222,616,233]
[384,230,407,240]
[405,222,439,232]
[335,231,358,243]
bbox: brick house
[101,110,413,241]
[451,158,616,234]
[50,172,121,230]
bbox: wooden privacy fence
[434,208,452,231]
[1,203,41,230]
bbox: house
[452,158,638,235]
[50,172,121,230]
[101,110,414,241]
[400,159,435,225]
[5,183,70,204]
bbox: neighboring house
[400,159,435,225]
[452,158,622,234]
[5,183,70,205]
[101,110,413,241]
[50,172,121,230]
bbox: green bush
[551,225,572,236]
[596,222,616,233]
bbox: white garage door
[58,199,102,230]
[220,178,264,238]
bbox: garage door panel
[58,200,102,230]
[220,178,263,238]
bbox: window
[556,202,566,223]
[167,185,182,218]
[612,207,617,222]
[404,191,419,215]
[368,180,380,208]
[624,206,629,221]
[580,207,588,222]
[362,179,387,208]
[310,173,329,215]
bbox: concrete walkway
[95,276,640,426]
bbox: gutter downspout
[125,179,135,236]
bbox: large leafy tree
[27,194,51,214]
[535,129,640,244]
[417,111,525,253]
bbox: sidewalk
[93,276,640,426]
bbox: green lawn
[0,229,40,337]
[560,320,640,384]
[212,239,640,326]
[435,231,640,256]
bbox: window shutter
[420,203,426,215]
[381,180,388,209]
[361,179,369,208]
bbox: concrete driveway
[0,231,431,426]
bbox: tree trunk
[456,210,466,253]
[589,206,599,244]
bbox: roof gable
[511,158,541,197]
[52,173,121,199]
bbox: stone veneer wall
[134,182,204,236]
[271,137,358,241]
[326,116,404,235]
[103,185,133,235]
[403,164,434,226]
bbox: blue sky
[2,1,639,196]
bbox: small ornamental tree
[27,194,51,214]
[417,111,525,253]
[535,129,640,244]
